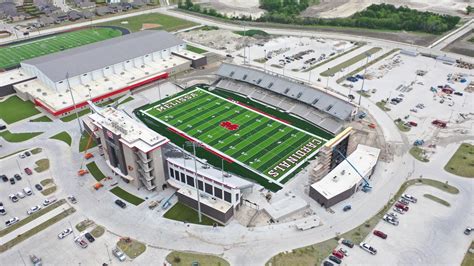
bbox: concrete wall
[177,192,234,224]
[309,183,356,208]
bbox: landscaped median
[266,178,459,265]
[110,187,144,206]
[117,237,146,259]
[444,143,474,178]
[86,162,107,181]
[0,130,42,143]
[163,202,219,226]
[320,47,382,77]
[49,131,72,146]
[166,251,230,266]
[0,207,75,252]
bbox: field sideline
[141,88,328,184]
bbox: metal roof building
[21,30,185,92]
[216,63,357,121]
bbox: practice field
[140,88,328,183]
[0,27,122,69]
[98,13,198,33]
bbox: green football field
[0,27,122,69]
[141,88,328,182]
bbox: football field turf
[0,27,122,69]
[141,88,328,183]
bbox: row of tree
[178,2,460,35]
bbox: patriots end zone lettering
[267,138,321,178]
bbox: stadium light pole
[66,72,83,132]
[358,52,371,106]
[185,141,202,223]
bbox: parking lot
[0,148,53,229]
[342,53,473,143]
[331,185,472,265]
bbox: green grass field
[50,131,72,146]
[163,202,218,226]
[0,130,42,142]
[0,27,122,69]
[0,95,40,124]
[110,187,145,206]
[186,44,207,54]
[140,88,327,182]
[444,143,474,177]
[98,13,198,33]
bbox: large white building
[13,30,204,116]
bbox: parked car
[332,250,344,259]
[35,184,43,191]
[464,227,472,235]
[395,203,409,211]
[5,217,20,227]
[359,242,377,255]
[393,207,405,214]
[10,178,15,185]
[408,121,418,127]
[23,187,32,196]
[43,197,57,206]
[84,232,95,243]
[14,174,22,181]
[24,168,33,175]
[454,92,463,96]
[68,195,77,204]
[328,255,342,264]
[383,214,399,226]
[24,151,31,157]
[323,261,334,266]
[75,238,88,248]
[16,192,25,198]
[27,205,42,215]
[0,124,6,130]
[387,212,398,219]
[341,239,354,248]
[9,194,18,202]
[398,198,410,205]
[58,228,73,239]
[0,204,6,215]
[112,248,126,261]
[402,194,417,203]
[1,175,8,182]
[115,199,126,209]
[343,205,352,212]
[373,230,387,239]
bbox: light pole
[66,72,83,132]
[185,141,202,223]
[358,52,371,106]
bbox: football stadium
[136,86,333,190]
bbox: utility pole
[68,221,76,238]
[66,72,83,132]
[105,243,112,265]
[358,53,371,106]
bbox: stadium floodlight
[185,140,205,223]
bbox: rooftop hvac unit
[223,172,231,177]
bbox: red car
[24,168,32,175]
[332,250,344,259]
[395,203,409,211]
[373,230,387,239]
[409,121,418,127]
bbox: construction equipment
[78,127,97,176]
[84,153,94,159]
[78,169,89,176]
[333,148,372,192]
[93,183,103,190]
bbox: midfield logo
[220,121,239,131]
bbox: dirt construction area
[302,0,471,18]
[198,0,265,18]
[342,185,472,265]
[443,30,474,58]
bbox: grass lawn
[98,13,197,32]
[186,44,207,54]
[166,251,230,266]
[395,120,411,132]
[79,131,98,152]
[0,28,122,69]
[60,108,91,122]
[86,162,107,181]
[50,131,72,146]
[444,143,474,177]
[117,238,146,259]
[0,130,42,142]
[461,241,474,266]
[76,219,95,232]
[90,225,105,238]
[41,186,57,196]
[357,90,371,98]
[302,43,365,72]
[320,47,382,77]
[233,29,269,37]
[29,116,53,122]
[117,96,134,106]
[267,178,458,265]
[0,207,75,252]
[376,101,391,111]
[163,202,218,226]
[110,186,145,205]
[410,146,429,162]
[0,96,40,124]
[34,158,50,173]
[423,194,450,207]
[30,147,42,154]
[40,178,54,186]
[0,199,66,237]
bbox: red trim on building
[34,72,169,116]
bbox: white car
[5,217,20,227]
[9,194,19,203]
[27,205,42,215]
[58,228,73,239]
[402,194,417,203]
[387,212,398,219]
[112,248,126,261]
[16,192,25,199]
[360,242,377,255]
[383,214,399,226]
[23,187,32,196]
[393,207,405,215]
[74,237,88,249]
[43,197,57,206]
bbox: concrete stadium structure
[8,30,205,116]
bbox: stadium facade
[10,30,206,116]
